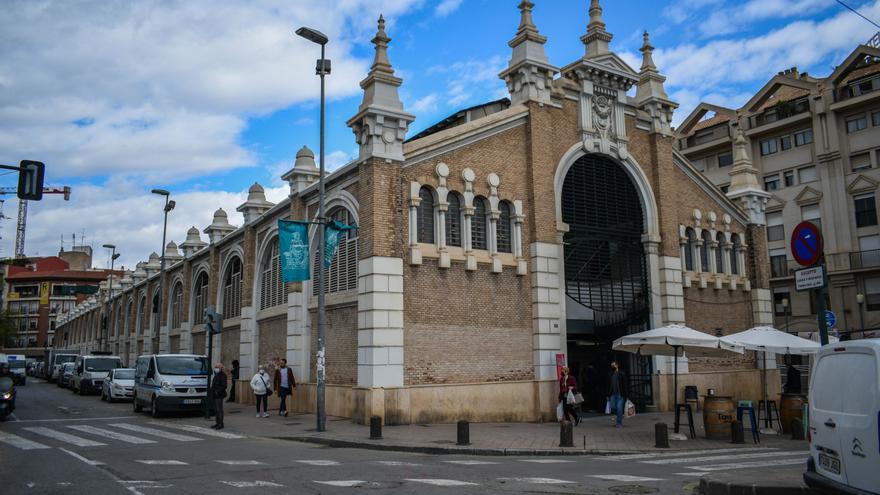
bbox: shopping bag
[556,402,564,421]
[573,393,585,405]
[566,390,576,405]
[625,399,636,418]
[604,399,611,415]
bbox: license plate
[819,453,840,475]
[183,399,201,405]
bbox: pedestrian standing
[558,366,580,425]
[211,362,227,429]
[784,363,802,394]
[227,359,239,403]
[607,361,628,428]
[273,358,296,417]
[250,365,271,418]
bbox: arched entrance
[561,153,653,412]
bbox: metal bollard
[655,422,669,448]
[559,420,574,447]
[791,419,805,440]
[369,415,382,440]
[731,420,745,444]
[457,420,470,446]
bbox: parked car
[804,339,879,495]
[133,354,208,417]
[71,355,123,395]
[4,354,26,385]
[58,362,75,388]
[102,368,135,402]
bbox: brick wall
[220,325,240,366]
[257,315,286,368]
[309,304,357,385]
[683,288,758,371]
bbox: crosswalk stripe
[315,481,368,487]
[589,474,664,482]
[642,450,806,465]
[296,460,340,466]
[110,423,201,442]
[607,447,776,460]
[148,421,244,439]
[220,481,283,487]
[216,460,265,465]
[519,459,574,464]
[67,425,156,445]
[136,460,188,465]
[690,457,806,472]
[376,461,423,466]
[444,460,500,465]
[0,431,51,450]
[405,479,479,486]
[59,448,104,466]
[24,427,105,447]
[498,477,575,484]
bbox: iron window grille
[700,230,712,272]
[312,207,359,296]
[446,192,462,247]
[171,282,183,329]
[730,234,741,275]
[260,237,285,310]
[715,232,725,273]
[193,273,209,324]
[472,197,489,250]
[497,201,513,253]
[223,256,243,319]
[684,228,696,271]
[417,187,435,244]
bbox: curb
[699,476,819,495]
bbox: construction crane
[0,186,71,258]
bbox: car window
[812,355,844,412]
[839,353,876,415]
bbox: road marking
[58,447,104,466]
[674,473,706,476]
[376,461,423,466]
[67,425,156,445]
[25,427,106,447]
[405,479,479,486]
[118,481,174,494]
[216,460,265,465]
[148,421,244,439]
[444,460,500,465]
[607,447,776,460]
[26,482,34,488]
[589,474,664,482]
[295,460,340,466]
[315,481,368,487]
[0,431,51,450]
[690,457,806,472]
[220,481,284,487]
[642,450,806,465]
[498,477,575,484]
[136,460,188,465]
[519,459,574,464]
[13,416,136,423]
[110,423,202,442]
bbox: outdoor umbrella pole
[762,350,770,429]
[673,345,679,433]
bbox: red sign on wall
[555,353,567,381]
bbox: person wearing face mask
[249,365,271,418]
[273,358,296,417]
[210,363,227,429]
[607,361,628,428]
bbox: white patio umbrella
[613,324,744,414]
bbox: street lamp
[151,189,175,352]
[782,297,790,334]
[856,292,865,334]
[296,24,330,433]
[102,243,119,352]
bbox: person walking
[210,363,227,429]
[608,361,628,428]
[273,359,296,417]
[558,366,580,425]
[227,359,240,403]
[249,365,271,418]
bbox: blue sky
[0,0,879,268]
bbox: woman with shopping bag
[558,367,580,426]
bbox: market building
[56,1,776,424]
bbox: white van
[804,339,880,495]
[5,355,27,385]
[133,354,208,417]
[71,355,123,395]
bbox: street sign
[17,160,44,201]
[795,266,825,291]
[822,310,837,328]
[791,222,822,267]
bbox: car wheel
[133,394,143,412]
[150,396,161,418]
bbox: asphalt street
[0,380,809,494]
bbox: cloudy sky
[1,0,878,269]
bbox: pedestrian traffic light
[17,160,44,201]
[203,305,223,335]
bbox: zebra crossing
[603,446,808,474]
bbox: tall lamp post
[151,189,175,353]
[102,243,119,352]
[856,292,865,334]
[296,25,330,433]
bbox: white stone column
[530,242,563,380]
[694,239,704,274]
[679,239,688,270]
[408,182,421,266]
[752,288,774,326]
[357,257,404,388]
[286,290,309,382]
[159,325,170,354]
[721,244,732,274]
[708,241,718,274]
[489,211,502,273]
[238,306,256,380]
[514,201,527,276]
[737,246,748,279]
[658,255,685,324]
[438,205,450,269]
[179,322,192,354]
[463,208,476,271]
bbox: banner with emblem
[278,220,310,282]
[323,220,356,268]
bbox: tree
[0,311,20,348]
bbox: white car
[101,368,135,402]
[804,339,879,495]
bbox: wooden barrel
[703,396,736,440]
[780,394,807,434]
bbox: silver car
[101,368,135,402]
[58,362,75,388]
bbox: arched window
[497,201,513,253]
[136,295,146,336]
[170,282,184,329]
[730,234,741,275]
[684,228,696,271]
[446,192,462,247]
[700,230,712,272]
[260,237,284,310]
[223,256,243,318]
[313,207,359,295]
[715,232,725,273]
[417,186,435,244]
[192,272,209,323]
[472,196,489,250]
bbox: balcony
[851,249,880,270]
[680,123,730,151]
[836,74,880,103]
[751,98,810,128]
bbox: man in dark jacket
[273,359,296,417]
[227,360,239,403]
[608,361,628,428]
[211,363,227,429]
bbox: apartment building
[676,42,880,336]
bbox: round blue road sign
[825,310,836,328]
[791,222,822,267]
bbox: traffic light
[17,160,44,201]
[203,305,223,335]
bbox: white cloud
[700,0,837,36]
[428,56,507,108]
[435,0,463,17]
[410,93,440,114]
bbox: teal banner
[324,220,356,268]
[278,220,310,282]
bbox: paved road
[0,380,808,494]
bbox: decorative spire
[370,15,394,76]
[499,0,558,105]
[516,0,539,37]
[581,0,613,57]
[727,126,771,225]
[635,30,676,135]
[639,31,656,71]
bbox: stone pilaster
[238,306,256,379]
[286,288,309,382]
[357,257,404,388]
[529,241,563,380]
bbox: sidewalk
[204,402,809,456]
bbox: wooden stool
[757,400,781,430]
[674,403,696,439]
